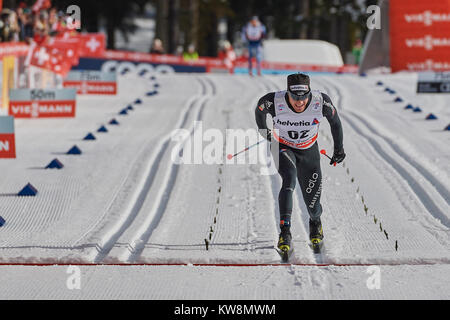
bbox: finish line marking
[0,262,444,267]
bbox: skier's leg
[295,143,323,222]
[272,147,297,227]
[256,45,262,76]
[272,146,297,254]
[248,45,254,75]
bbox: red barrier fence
[0,42,29,60]
[0,40,357,74]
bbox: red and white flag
[28,44,51,69]
[76,33,106,58]
[46,46,72,76]
[28,44,72,76]
[32,0,51,12]
[46,37,80,66]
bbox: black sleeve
[255,92,276,140]
[321,93,344,151]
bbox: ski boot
[309,218,324,254]
[277,225,293,262]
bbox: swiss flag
[29,45,51,69]
[28,44,71,76]
[46,37,80,66]
[76,33,106,58]
[32,0,51,12]
[46,46,72,76]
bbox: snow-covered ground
[0,72,449,299]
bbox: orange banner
[390,0,450,72]
[1,56,15,112]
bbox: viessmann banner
[63,70,117,95]
[0,116,16,158]
[390,0,450,72]
[8,88,77,118]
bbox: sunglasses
[288,90,310,101]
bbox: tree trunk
[205,12,218,57]
[330,12,338,45]
[155,0,169,52]
[299,0,310,39]
[106,18,115,49]
[190,0,199,50]
[167,0,179,54]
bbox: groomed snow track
[0,72,449,299]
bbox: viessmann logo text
[9,88,77,118]
[407,59,450,71]
[404,11,450,26]
[10,103,74,116]
[405,35,450,50]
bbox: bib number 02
[288,130,309,140]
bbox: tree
[51,0,144,49]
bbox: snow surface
[0,72,449,299]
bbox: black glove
[330,148,345,165]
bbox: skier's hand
[259,129,272,142]
[330,148,345,165]
[266,129,272,142]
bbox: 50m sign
[9,88,77,118]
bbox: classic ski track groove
[211,77,259,255]
[121,78,216,263]
[88,77,213,263]
[319,78,450,230]
[319,79,450,265]
[341,77,450,205]
[350,111,450,206]
[251,77,291,261]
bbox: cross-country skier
[255,73,345,257]
[242,16,266,76]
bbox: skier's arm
[242,25,248,42]
[255,92,276,141]
[261,25,267,40]
[322,93,345,164]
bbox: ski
[276,246,294,263]
[309,239,324,254]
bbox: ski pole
[320,149,336,166]
[227,140,266,160]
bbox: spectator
[175,45,184,57]
[241,15,266,76]
[218,40,236,72]
[17,6,26,40]
[8,10,20,41]
[352,39,363,65]
[0,9,14,42]
[32,10,49,45]
[22,9,34,43]
[150,38,164,54]
[183,44,199,61]
[33,25,47,45]
[36,10,49,34]
[48,8,58,35]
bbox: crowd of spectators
[0,2,74,44]
[2,1,238,70]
